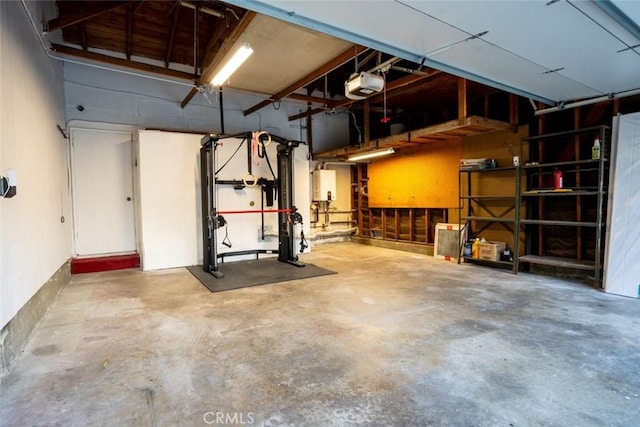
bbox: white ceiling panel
[230,0,640,106]
[432,39,601,102]
[405,0,640,95]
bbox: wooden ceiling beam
[45,1,133,32]
[286,93,337,105]
[180,11,257,109]
[289,97,355,121]
[244,45,368,116]
[289,107,328,122]
[51,43,198,81]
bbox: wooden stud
[509,94,518,132]
[425,208,431,244]
[484,94,490,118]
[395,209,399,241]
[364,99,370,147]
[164,6,180,68]
[458,78,467,126]
[409,208,415,242]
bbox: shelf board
[317,116,511,158]
[461,256,514,267]
[521,190,599,197]
[460,166,516,172]
[462,216,516,223]
[518,255,595,270]
[460,195,516,200]
[523,159,604,169]
[520,219,597,227]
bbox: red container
[554,169,563,189]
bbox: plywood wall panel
[368,140,462,208]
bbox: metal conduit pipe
[534,88,640,116]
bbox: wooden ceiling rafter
[45,1,134,32]
[286,93,336,105]
[180,10,257,109]
[126,2,134,60]
[193,2,199,74]
[243,45,369,116]
[80,22,88,51]
[51,43,199,81]
[164,5,181,67]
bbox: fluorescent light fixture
[211,43,254,86]
[348,147,395,162]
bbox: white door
[71,129,136,256]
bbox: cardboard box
[479,241,507,262]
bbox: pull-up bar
[217,209,292,215]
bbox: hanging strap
[222,224,232,248]
[299,230,309,253]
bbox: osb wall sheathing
[368,139,462,209]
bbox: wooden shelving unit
[518,125,609,286]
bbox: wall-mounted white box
[312,169,336,201]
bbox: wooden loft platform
[317,115,512,159]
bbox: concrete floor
[1,242,639,426]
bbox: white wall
[63,62,349,153]
[1,0,71,327]
[604,112,640,299]
[135,131,311,270]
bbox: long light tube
[211,43,254,86]
[348,147,395,162]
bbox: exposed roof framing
[164,6,181,67]
[243,45,368,116]
[288,69,442,121]
[179,10,257,108]
[45,1,134,32]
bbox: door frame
[68,125,138,257]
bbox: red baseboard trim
[71,254,140,274]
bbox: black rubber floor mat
[186,258,336,292]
